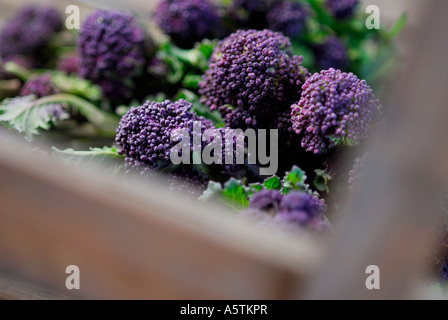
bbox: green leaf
[0,95,69,140]
[282,165,308,193]
[263,175,281,190]
[157,39,216,85]
[249,182,264,194]
[195,39,217,61]
[38,93,119,136]
[313,169,333,193]
[221,178,250,208]
[52,146,125,173]
[199,181,223,202]
[182,74,202,89]
[200,178,250,209]
[51,72,101,101]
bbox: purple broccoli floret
[116,99,212,169]
[249,189,283,212]
[291,68,382,154]
[57,53,79,75]
[199,29,309,130]
[20,73,57,98]
[276,191,325,224]
[267,1,308,38]
[0,5,61,64]
[78,10,147,100]
[326,0,358,19]
[312,36,349,71]
[168,169,209,196]
[154,0,221,48]
[242,189,328,233]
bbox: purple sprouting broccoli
[249,189,283,213]
[242,190,328,233]
[116,99,213,170]
[275,191,325,227]
[291,68,382,154]
[201,127,247,176]
[78,10,148,101]
[20,73,57,98]
[326,0,359,19]
[199,29,309,130]
[168,169,209,196]
[312,36,349,71]
[267,1,308,38]
[0,55,33,80]
[0,5,62,64]
[57,53,79,75]
[154,0,221,48]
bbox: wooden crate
[0,0,446,300]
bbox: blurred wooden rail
[0,137,323,299]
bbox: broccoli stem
[35,93,120,136]
[3,62,32,81]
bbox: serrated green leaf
[221,178,250,208]
[282,165,309,193]
[52,146,125,173]
[0,95,69,140]
[249,182,264,194]
[264,175,281,190]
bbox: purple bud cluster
[243,189,328,232]
[154,0,221,48]
[116,99,212,169]
[0,5,62,63]
[326,0,359,19]
[291,68,382,154]
[168,169,209,195]
[20,73,57,98]
[312,36,349,71]
[249,189,283,213]
[203,127,247,175]
[267,1,308,38]
[199,29,309,130]
[274,191,325,226]
[57,53,79,75]
[78,10,147,100]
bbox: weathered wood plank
[0,137,323,299]
[0,273,70,300]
